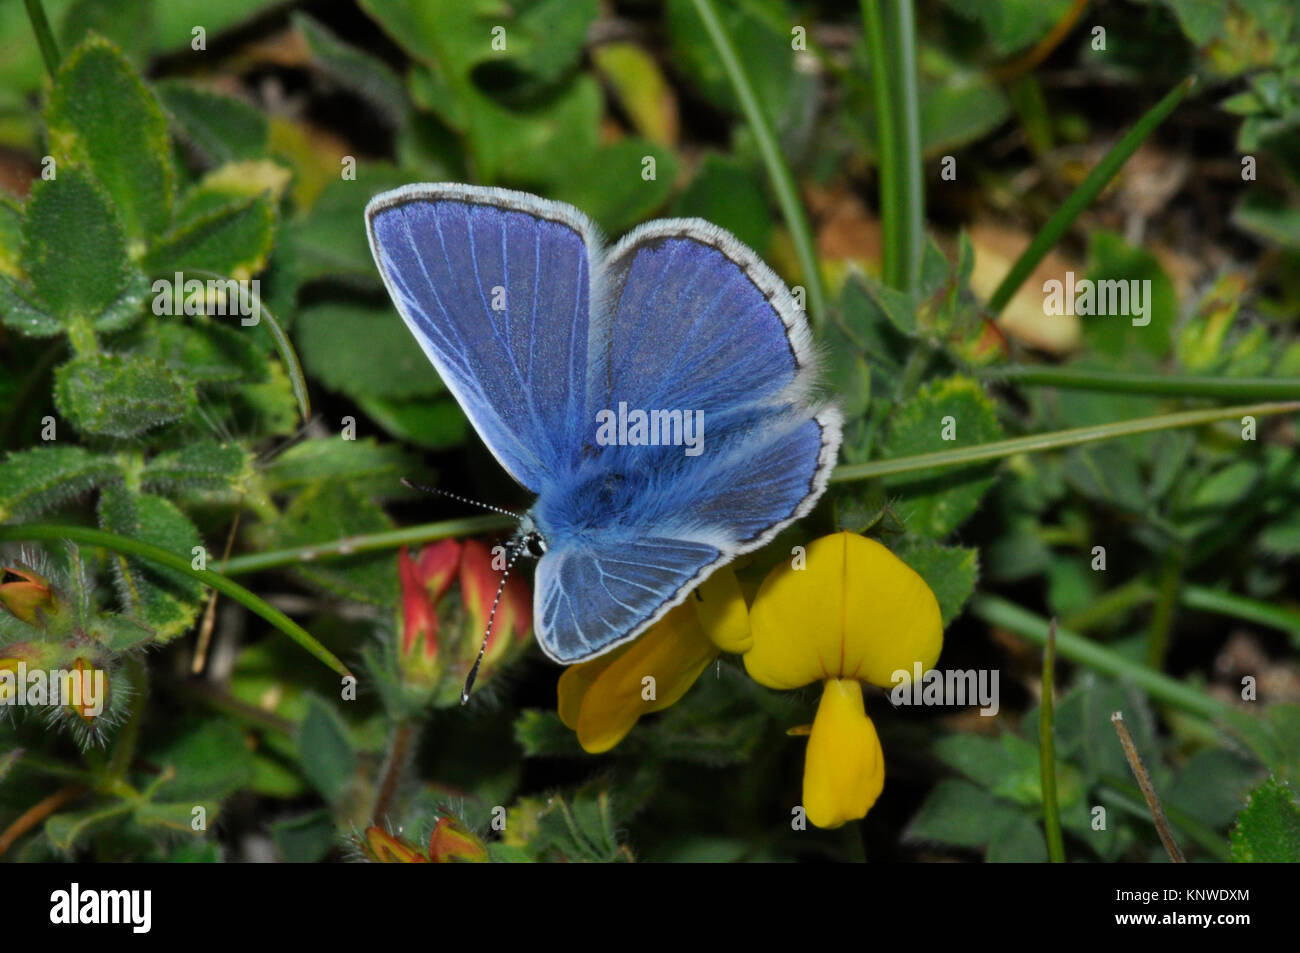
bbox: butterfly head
[513,514,548,559]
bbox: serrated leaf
[55,352,196,438]
[141,440,252,499]
[144,193,275,279]
[1229,776,1300,862]
[0,446,120,522]
[298,694,357,803]
[295,300,447,401]
[154,79,269,166]
[20,168,145,330]
[881,375,1005,538]
[97,486,203,639]
[46,35,174,240]
[896,540,978,626]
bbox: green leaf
[20,168,146,331]
[144,193,275,278]
[141,319,269,385]
[150,719,255,801]
[1167,748,1263,828]
[265,482,399,605]
[260,437,417,494]
[154,80,269,166]
[293,13,407,127]
[1063,442,1148,513]
[895,539,978,626]
[0,446,120,522]
[356,394,469,450]
[1229,776,1300,862]
[298,694,358,803]
[671,153,771,253]
[58,0,154,66]
[880,375,1005,538]
[289,166,410,289]
[55,352,196,438]
[141,441,252,501]
[295,300,448,401]
[97,486,203,639]
[549,139,677,234]
[905,778,1025,849]
[46,35,174,241]
[269,809,337,862]
[943,0,1073,56]
[45,802,132,852]
[0,274,62,337]
[986,811,1049,862]
[1081,231,1176,359]
[135,800,217,835]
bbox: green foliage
[1229,776,1300,862]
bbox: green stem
[105,656,146,781]
[0,524,351,678]
[833,400,1296,483]
[690,0,829,324]
[1060,578,1154,631]
[970,594,1231,721]
[861,0,924,292]
[982,364,1300,401]
[1182,586,1300,647]
[219,514,511,576]
[23,0,60,78]
[986,76,1195,317]
[1145,554,1184,670]
[1040,619,1066,862]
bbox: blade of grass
[0,524,351,677]
[861,0,924,292]
[1040,618,1066,862]
[219,513,511,576]
[982,364,1300,401]
[1182,586,1300,648]
[986,76,1195,317]
[831,400,1297,483]
[24,0,60,78]
[689,0,829,324]
[970,594,1231,721]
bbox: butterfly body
[366,184,840,665]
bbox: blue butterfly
[365,183,841,678]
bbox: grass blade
[986,76,1195,317]
[690,0,829,324]
[1040,618,1066,862]
[982,365,1300,401]
[0,524,351,678]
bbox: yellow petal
[564,600,719,754]
[745,532,943,690]
[557,650,619,730]
[803,679,884,829]
[693,565,751,653]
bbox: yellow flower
[557,567,746,753]
[555,532,942,831]
[747,532,942,828]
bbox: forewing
[366,184,599,491]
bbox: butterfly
[365,183,841,690]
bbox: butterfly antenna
[400,478,523,521]
[461,544,524,705]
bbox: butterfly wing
[531,220,841,662]
[365,184,600,491]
